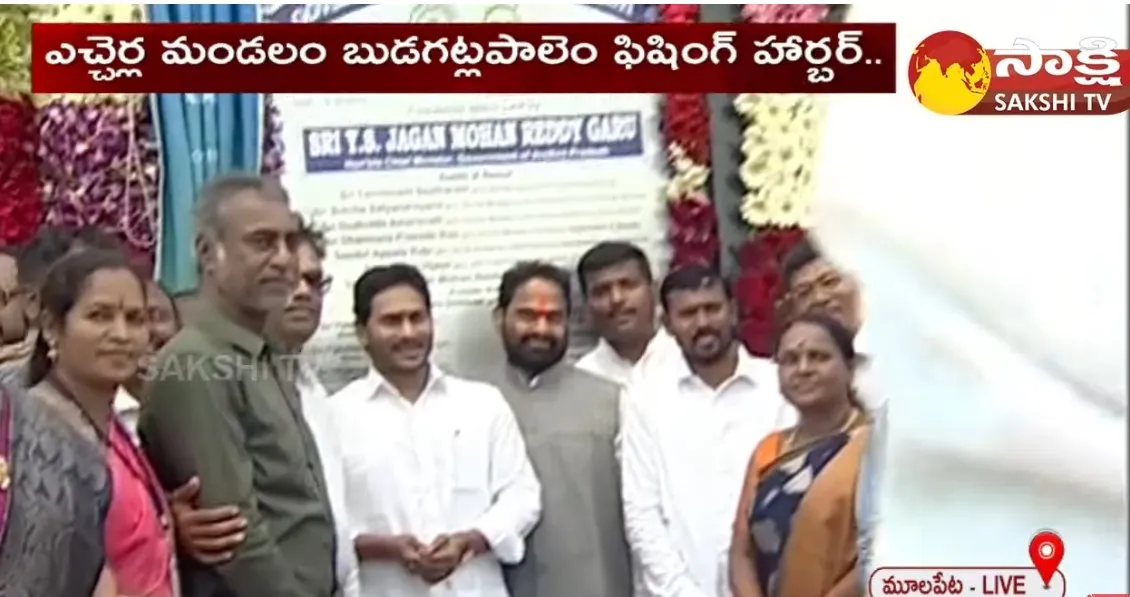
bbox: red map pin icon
[1029,530,1065,587]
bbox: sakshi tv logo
[908,31,1127,116]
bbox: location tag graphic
[1029,530,1065,587]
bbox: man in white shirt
[621,264,794,597]
[330,263,541,597]
[574,242,680,387]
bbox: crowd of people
[0,173,877,597]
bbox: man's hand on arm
[168,476,247,564]
[139,358,307,597]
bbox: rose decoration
[36,98,159,266]
[741,4,829,23]
[659,4,719,271]
[663,94,711,166]
[733,229,806,357]
[0,96,41,246]
[736,226,805,269]
[658,4,697,23]
[668,194,720,268]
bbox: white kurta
[813,3,1128,589]
[330,367,541,597]
[297,363,362,597]
[621,348,795,597]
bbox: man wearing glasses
[165,214,360,597]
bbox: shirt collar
[676,344,765,389]
[504,359,569,390]
[364,364,446,401]
[594,327,669,368]
[195,299,269,357]
[113,386,140,414]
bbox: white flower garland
[665,142,710,202]
[733,93,823,228]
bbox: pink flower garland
[735,4,832,357]
[659,4,719,270]
[36,98,160,266]
[741,4,830,23]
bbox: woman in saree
[26,249,178,597]
[0,378,118,596]
[730,314,869,597]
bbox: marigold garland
[734,4,838,357]
[659,4,719,270]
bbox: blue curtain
[149,4,261,293]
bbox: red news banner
[30,23,896,94]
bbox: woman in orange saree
[730,314,870,597]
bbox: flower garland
[0,6,39,98]
[0,96,40,246]
[33,4,160,267]
[261,93,286,176]
[36,98,160,254]
[733,4,839,357]
[0,6,41,247]
[659,4,719,270]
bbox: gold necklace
[785,408,859,451]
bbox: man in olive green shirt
[140,174,337,597]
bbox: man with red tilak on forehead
[484,261,633,597]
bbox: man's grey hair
[294,214,327,260]
[194,173,290,239]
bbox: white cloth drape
[813,3,1128,589]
